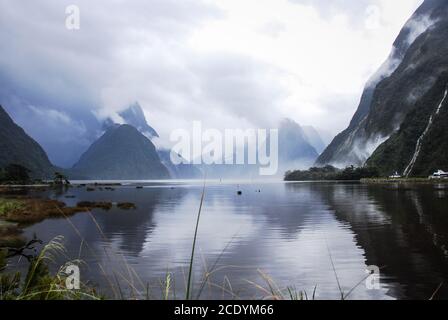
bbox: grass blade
[185,178,207,300]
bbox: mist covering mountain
[158,150,202,179]
[104,103,201,179]
[0,105,54,178]
[317,0,448,173]
[5,1,446,179]
[197,118,319,178]
[104,102,159,139]
[103,105,322,179]
[277,119,319,167]
[1,101,198,180]
[302,126,327,154]
[367,73,448,176]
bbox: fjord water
[19,181,448,300]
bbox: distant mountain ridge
[0,105,54,178]
[102,103,201,179]
[277,119,318,165]
[198,118,320,178]
[302,126,327,154]
[317,0,448,174]
[2,101,324,180]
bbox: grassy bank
[0,237,101,300]
[0,186,137,226]
[0,198,95,225]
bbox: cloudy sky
[0,0,423,166]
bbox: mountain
[200,118,319,178]
[277,119,319,167]
[316,0,448,168]
[0,105,54,178]
[367,73,448,176]
[302,126,327,154]
[72,124,170,180]
[104,103,200,179]
[118,102,159,138]
[104,102,159,138]
[158,150,202,179]
[196,119,318,179]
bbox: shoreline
[361,178,448,184]
[0,186,138,250]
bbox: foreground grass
[0,199,23,217]
[0,237,101,300]
[1,235,314,300]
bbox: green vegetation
[116,202,137,210]
[367,74,448,177]
[0,164,32,184]
[0,199,23,217]
[186,181,206,300]
[317,4,448,169]
[53,172,70,186]
[0,163,71,188]
[285,165,380,181]
[362,177,448,184]
[0,237,100,300]
[0,197,105,225]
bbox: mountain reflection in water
[13,181,448,300]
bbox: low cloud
[404,13,438,45]
[0,0,424,166]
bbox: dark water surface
[13,181,448,300]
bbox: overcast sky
[0,0,423,166]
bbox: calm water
[12,181,448,300]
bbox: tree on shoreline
[0,164,31,184]
[285,165,380,181]
[53,172,71,186]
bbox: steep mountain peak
[103,102,159,139]
[118,102,159,138]
[73,124,169,180]
[316,0,448,168]
[278,118,318,164]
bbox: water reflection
[304,183,448,299]
[14,182,448,300]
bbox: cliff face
[367,74,448,176]
[316,0,448,168]
[0,105,54,178]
